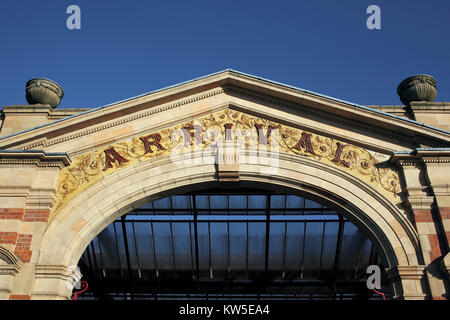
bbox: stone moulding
[390,149,450,166]
[10,85,449,154]
[0,246,23,276]
[51,109,403,221]
[34,265,81,282]
[17,88,227,151]
[225,86,419,148]
[0,151,71,169]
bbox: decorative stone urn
[397,74,437,105]
[26,78,64,108]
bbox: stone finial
[26,78,64,108]
[397,74,437,105]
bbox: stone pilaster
[419,149,450,249]
[0,151,71,299]
[391,149,450,299]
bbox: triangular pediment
[0,70,449,156]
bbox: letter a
[292,132,315,155]
[103,147,129,171]
[366,265,381,289]
[66,5,81,30]
[366,5,381,30]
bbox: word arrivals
[52,109,403,222]
[102,123,331,171]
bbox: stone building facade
[0,70,449,300]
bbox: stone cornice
[1,105,91,120]
[1,88,227,152]
[0,264,21,276]
[0,150,71,168]
[35,265,81,281]
[2,105,54,114]
[403,195,434,211]
[387,265,426,280]
[410,101,450,113]
[0,71,449,153]
[390,149,450,166]
[224,73,450,144]
[226,86,420,148]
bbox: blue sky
[1,0,449,108]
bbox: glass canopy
[78,191,389,300]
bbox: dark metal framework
[79,192,388,300]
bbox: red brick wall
[412,208,447,262]
[0,232,18,244]
[0,232,33,262]
[23,209,50,222]
[438,208,450,220]
[14,234,33,263]
[439,207,450,244]
[0,208,49,223]
[428,234,443,262]
[0,208,48,263]
[413,210,436,222]
[0,209,24,220]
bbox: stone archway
[1,71,449,300]
[33,150,424,299]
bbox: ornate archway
[34,149,421,299]
[1,70,449,300]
